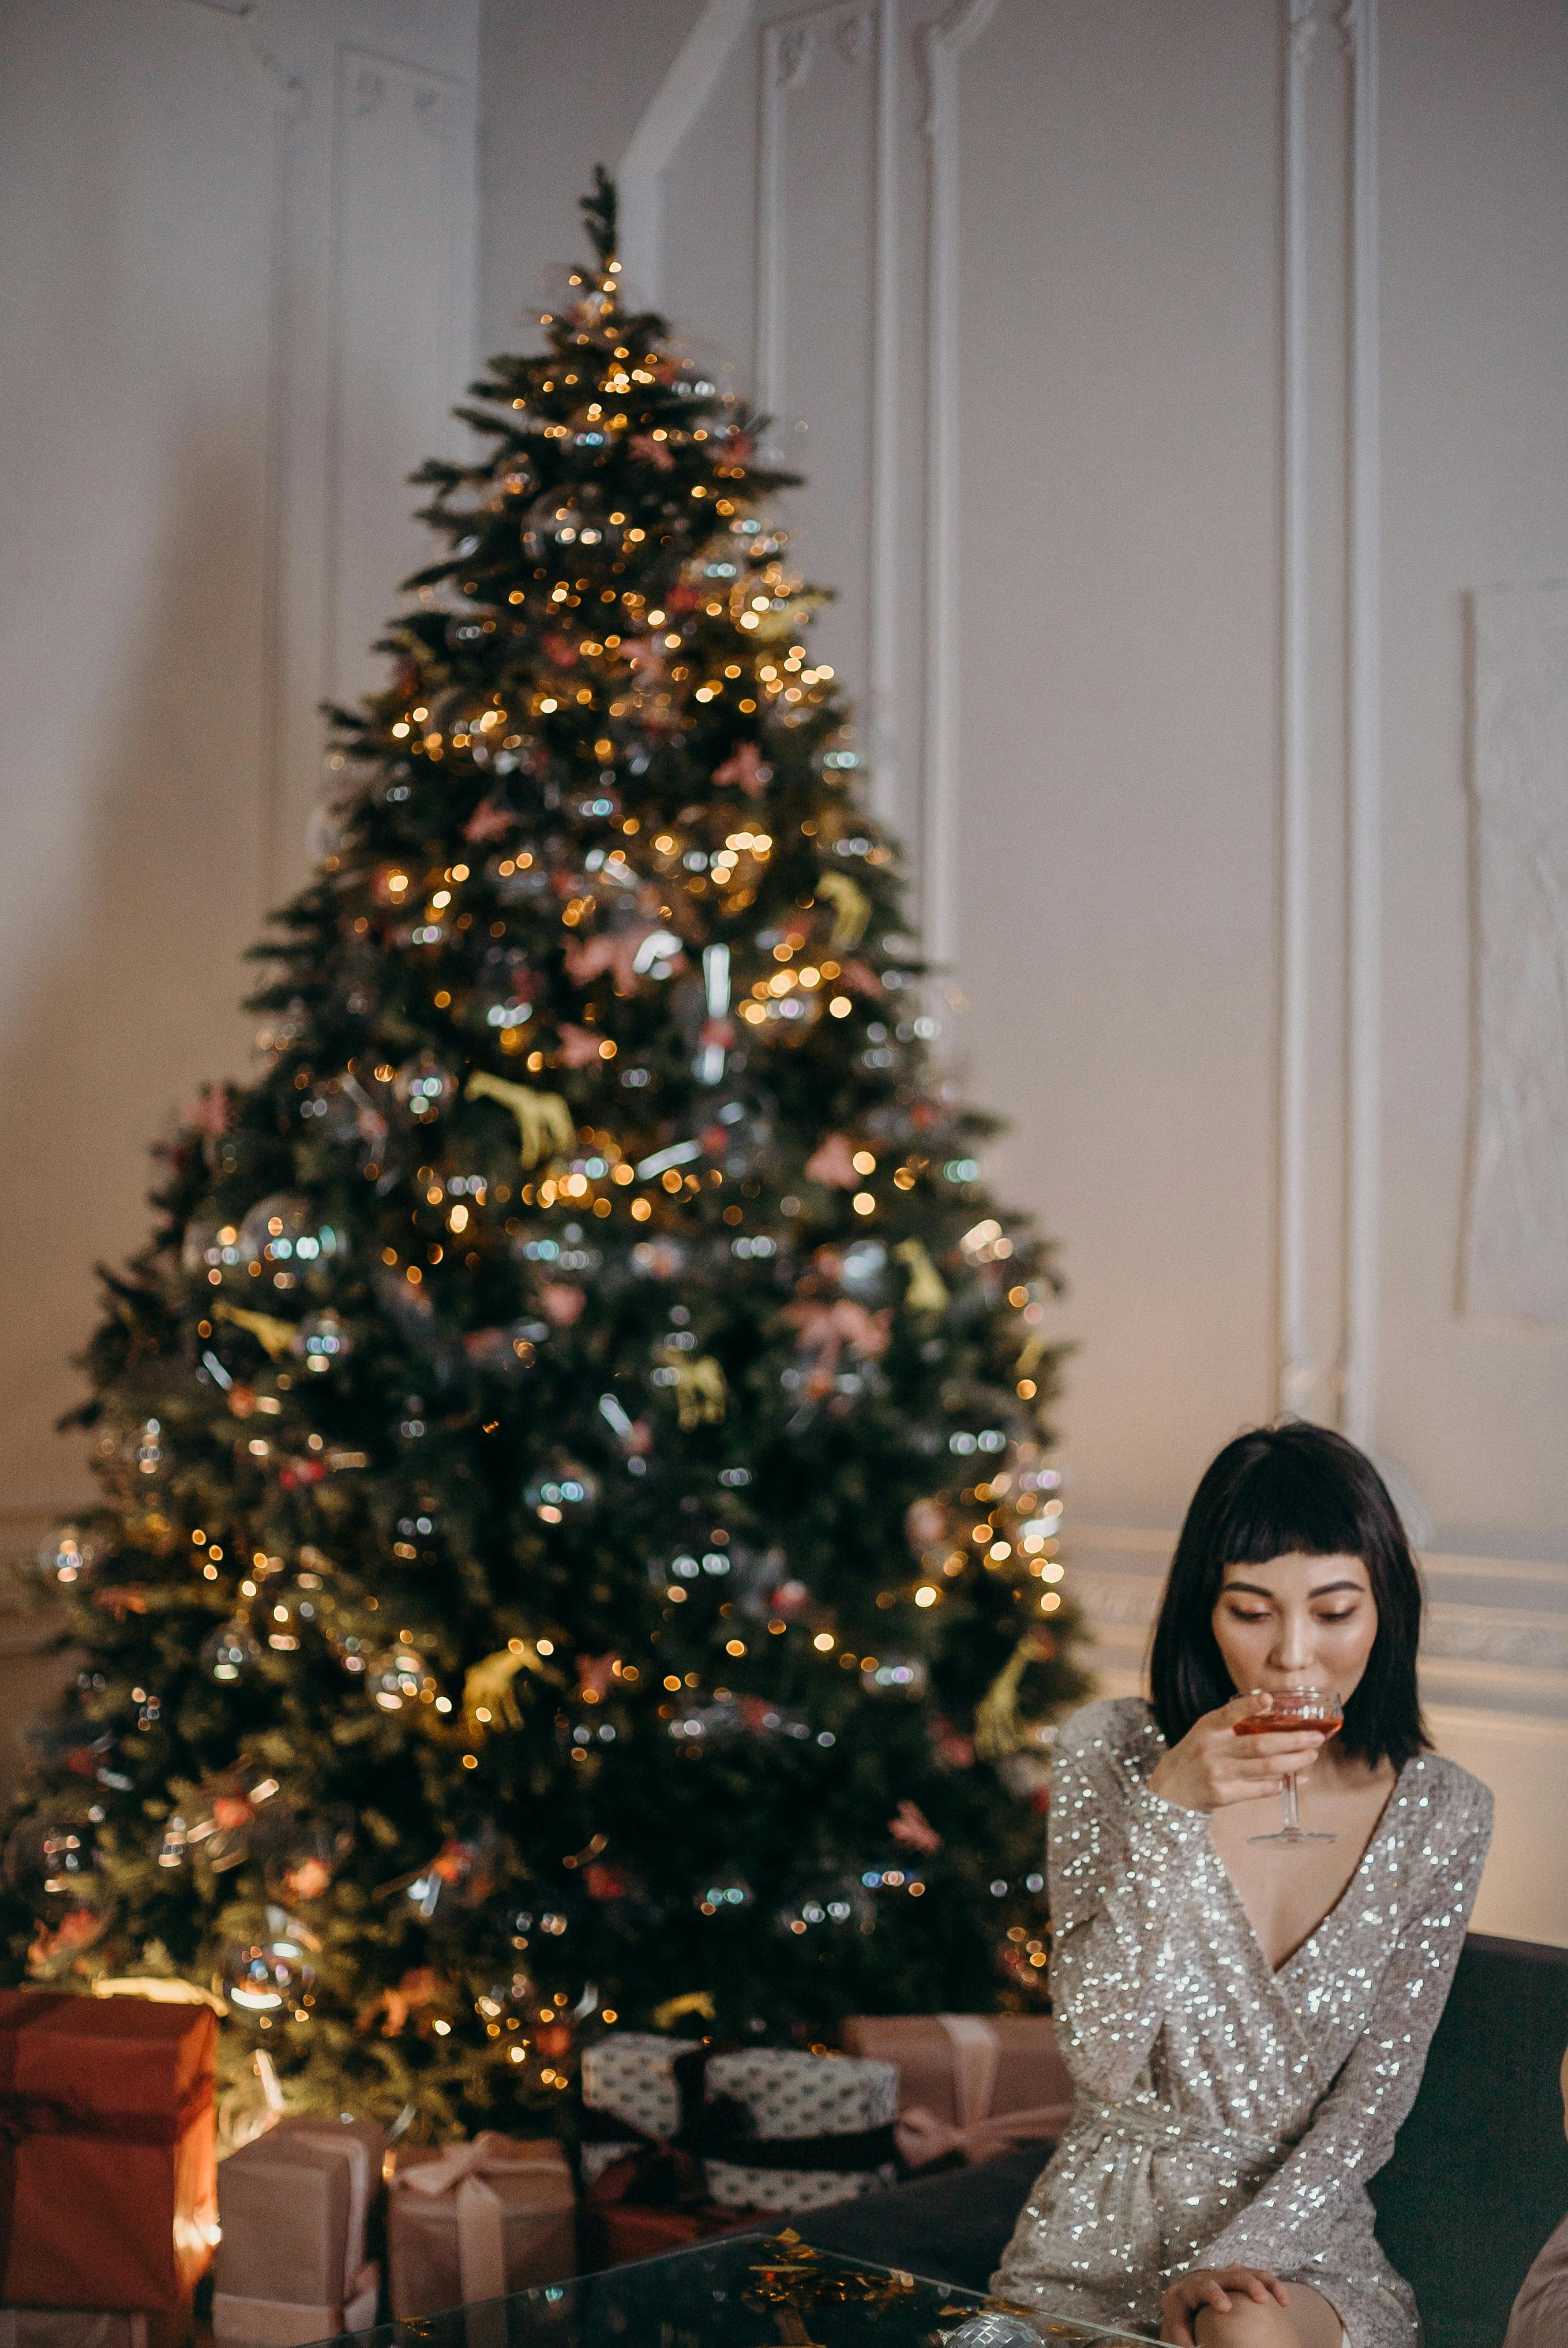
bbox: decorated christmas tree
[2,175,1090,2139]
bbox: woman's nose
[1270,1615,1315,1672]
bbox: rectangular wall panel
[756,6,879,705]
[1464,586,1568,1322]
[328,46,476,711]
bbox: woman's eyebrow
[1218,1575,1364,1599]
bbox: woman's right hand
[1147,1692,1327,1813]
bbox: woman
[993,1423,1492,2348]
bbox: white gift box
[580,2035,898,2213]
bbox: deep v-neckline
[1209,1757,1412,1980]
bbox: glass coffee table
[331,2229,1155,2345]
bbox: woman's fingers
[1198,2281,1233,2312]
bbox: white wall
[0,0,479,1540]
[478,0,1568,1943]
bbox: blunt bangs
[1148,1422,1430,1770]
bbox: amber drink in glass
[1234,1685,1344,1844]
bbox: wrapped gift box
[839,2013,1074,2167]
[0,2319,149,2347]
[580,2036,898,2215]
[0,1991,216,2313]
[581,2196,757,2270]
[213,2115,386,2344]
[388,2134,574,2317]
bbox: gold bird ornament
[464,1073,576,1167]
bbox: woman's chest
[1208,1776,1398,1972]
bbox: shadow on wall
[0,440,269,1522]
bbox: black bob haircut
[1149,1422,1429,1770]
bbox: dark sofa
[798,1935,1568,2348]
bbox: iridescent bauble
[34,1524,105,1590]
[477,1967,537,2027]
[695,1875,753,1916]
[294,1309,351,1371]
[404,1821,504,1920]
[219,1931,315,2019]
[102,1413,170,1485]
[521,488,624,563]
[777,1874,873,1938]
[237,1194,345,1286]
[3,1816,100,1920]
[524,1454,598,1521]
[260,1575,320,1654]
[507,1897,575,1953]
[366,1641,436,1713]
[860,1653,929,1698]
[201,1617,262,1683]
[181,1211,244,1282]
[837,1238,891,1300]
[262,1811,354,1904]
[331,1629,369,1677]
[297,1081,366,1145]
[393,1053,456,1121]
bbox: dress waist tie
[1072,2092,1285,2169]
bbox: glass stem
[1281,1773,1301,1836]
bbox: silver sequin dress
[993,1697,1493,2346]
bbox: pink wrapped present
[388,2134,573,2317]
[839,2014,1074,2169]
[213,2115,385,2344]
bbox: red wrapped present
[839,2014,1074,2169]
[0,2320,149,2346]
[582,2195,757,2270]
[0,1991,217,2312]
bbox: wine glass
[1233,1684,1344,1845]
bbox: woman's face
[1211,1551,1379,1703]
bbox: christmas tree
[2,175,1090,2138]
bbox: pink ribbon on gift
[894,2016,1075,2170]
[391,2130,537,2304]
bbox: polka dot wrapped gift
[579,2035,899,2215]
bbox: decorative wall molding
[254,29,312,903]
[1341,0,1382,1447]
[1273,0,1383,1443]
[919,0,1000,974]
[324,45,475,720]
[617,0,755,308]
[865,0,901,827]
[1462,587,1568,1321]
[1277,0,1318,1420]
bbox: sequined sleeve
[1048,1706,1213,2104]
[1202,1780,1493,2268]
